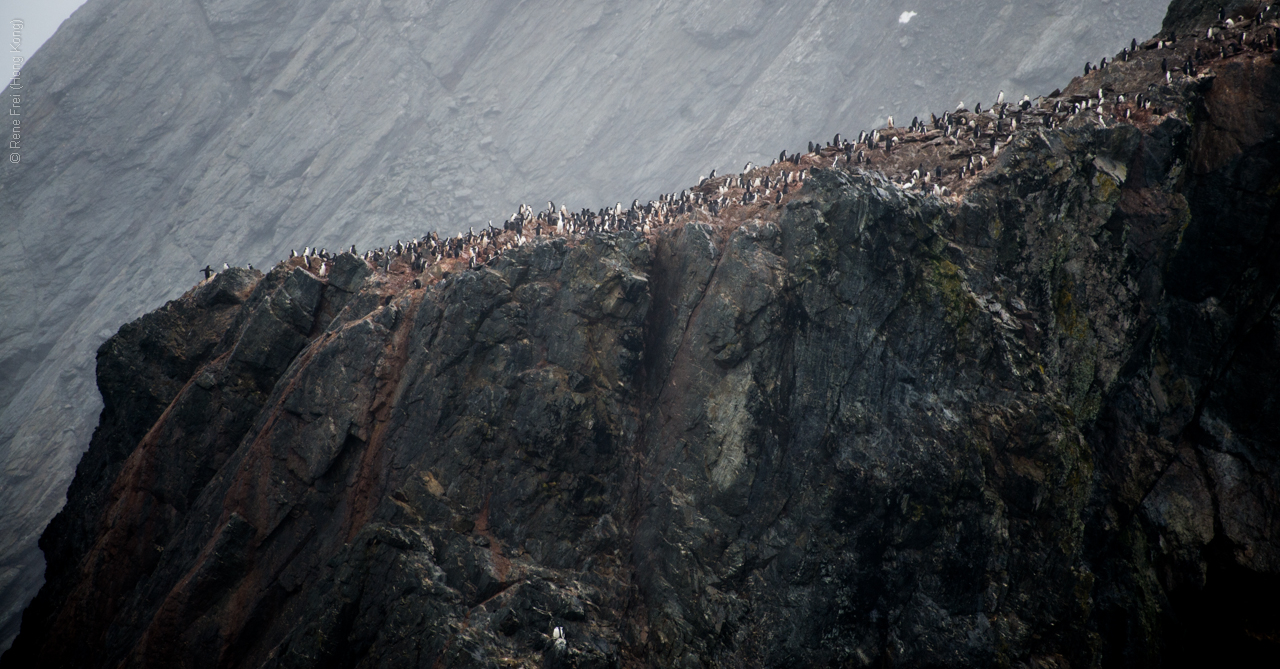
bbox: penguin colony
[209,4,1280,288]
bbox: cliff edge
[6,5,1280,667]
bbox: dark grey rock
[0,0,1176,650]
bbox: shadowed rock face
[6,7,1279,663]
[1163,0,1264,33]
[0,0,1174,650]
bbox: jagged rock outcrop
[1164,0,1262,32]
[0,0,1174,649]
[7,3,1280,668]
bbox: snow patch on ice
[899,11,918,24]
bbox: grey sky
[2,0,86,63]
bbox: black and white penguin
[201,265,214,279]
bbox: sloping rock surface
[0,0,1173,650]
[6,5,1280,664]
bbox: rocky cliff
[7,2,1280,667]
[0,0,1174,650]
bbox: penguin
[887,115,894,128]
[222,262,231,270]
[201,265,214,279]
[289,249,297,258]
[996,90,1005,106]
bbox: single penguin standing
[201,265,214,279]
